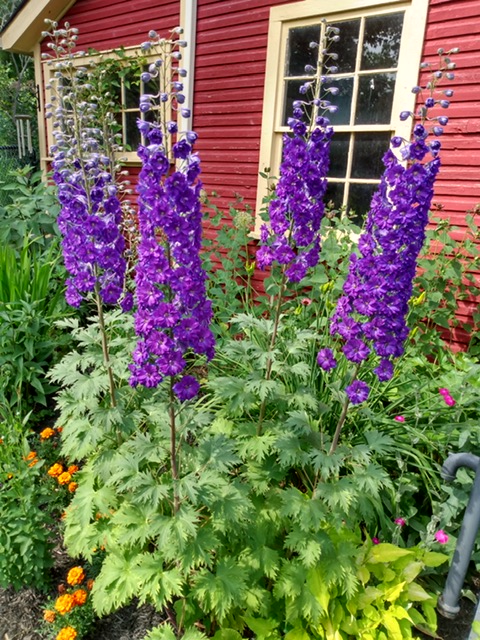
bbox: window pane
[347,183,378,224]
[328,133,350,178]
[286,26,320,76]
[125,111,141,149]
[125,80,141,110]
[283,79,313,124]
[327,77,354,126]
[351,132,391,179]
[361,13,404,70]
[327,19,360,74]
[355,72,396,124]
[325,181,345,211]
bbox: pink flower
[301,298,312,306]
[443,394,456,407]
[372,537,380,544]
[394,518,406,527]
[394,415,405,422]
[435,529,449,544]
[439,388,450,396]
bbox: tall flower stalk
[255,23,338,435]
[326,48,457,453]
[43,21,132,407]
[129,29,215,511]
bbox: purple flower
[395,517,406,527]
[374,358,394,382]
[331,83,449,389]
[342,338,370,364]
[316,348,337,372]
[173,375,200,401]
[258,76,334,283]
[130,120,215,394]
[345,380,370,405]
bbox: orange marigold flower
[28,458,39,467]
[44,609,56,623]
[57,471,72,485]
[67,464,79,474]
[56,426,63,433]
[72,588,87,605]
[86,578,94,591]
[55,593,75,615]
[56,627,77,640]
[40,427,56,439]
[66,566,85,586]
[68,482,78,493]
[25,451,37,461]
[48,463,63,477]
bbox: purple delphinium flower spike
[45,25,128,308]
[129,31,214,399]
[331,49,456,385]
[257,27,339,284]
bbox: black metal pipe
[438,453,480,619]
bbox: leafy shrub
[0,240,68,419]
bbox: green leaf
[284,626,310,640]
[367,543,414,564]
[406,582,434,602]
[243,616,279,639]
[422,551,449,568]
[212,630,243,640]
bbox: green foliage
[0,417,59,591]
[410,212,480,355]
[0,239,68,418]
[0,166,61,250]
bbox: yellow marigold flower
[40,427,56,439]
[25,451,37,461]
[55,593,75,615]
[44,609,56,623]
[57,471,72,485]
[48,463,63,477]
[7,473,13,479]
[28,458,39,468]
[56,627,77,640]
[66,566,85,586]
[68,482,78,493]
[72,588,87,605]
[67,464,79,474]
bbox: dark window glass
[326,77,354,126]
[347,183,378,224]
[361,13,404,70]
[283,79,313,124]
[125,111,141,148]
[327,19,360,74]
[351,132,391,179]
[325,181,345,211]
[355,72,396,124]
[328,133,350,178]
[286,26,320,76]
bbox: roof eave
[0,0,74,54]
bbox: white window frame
[254,0,429,233]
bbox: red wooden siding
[57,0,180,51]
[420,0,480,346]
[193,0,292,215]
[39,0,478,344]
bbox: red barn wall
[44,0,479,345]
[420,0,480,346]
